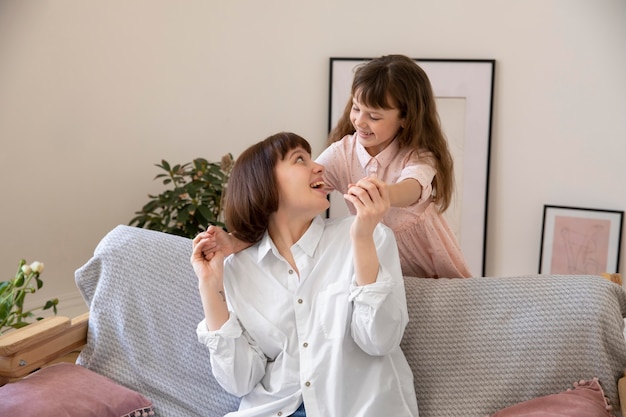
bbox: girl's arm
[384,148,437,207]
[200,225,252,260]
[387,178,422,207]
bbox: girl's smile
[350,95,404,156]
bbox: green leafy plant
[0,260,59,335]
[129,154,234,238]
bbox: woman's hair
[224,131,312,244]
[328,54,455,212]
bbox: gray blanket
[402,275,626,416]
[76,225,626,416]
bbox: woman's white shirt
[196,215,419,417]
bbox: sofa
[1,224,626,417]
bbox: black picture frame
[327,57,495,276]
[539,205,623,275]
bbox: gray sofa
[73,225,626,416]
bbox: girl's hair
[224,131,312,244]
[328,54,455,212]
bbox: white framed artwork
[327,58,495,276]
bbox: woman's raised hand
[343,175,390,239]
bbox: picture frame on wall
[327,57,496,276]
[539,205,624,275]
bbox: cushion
[0,362,154,417]
[489,378,615,416]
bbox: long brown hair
[224,132,312,243]
[328,55,455,212]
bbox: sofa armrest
[0,312,88,384]
[619,375,626,416]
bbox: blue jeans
[289,403,306,417]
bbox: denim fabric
[289,403,306,417]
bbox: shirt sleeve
[315,141,344,193]
[397,149,437,205]
[348,224,409,356]
[196,313,267,397]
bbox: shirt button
[288,269,294,274]
[305,381,311,387]
[302,342,308,348]
[297,298,303,304]
[277,412,283,416]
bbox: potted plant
[130,154,234,239]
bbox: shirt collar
[257,215,325,262]
[355,133,400,171]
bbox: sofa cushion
[0,362,154,417]
[489,378,615,416]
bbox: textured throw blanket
[402,275,626,416]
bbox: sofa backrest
[401,274,626,416]
[75,225,626,417]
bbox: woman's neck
[267,212,314,272]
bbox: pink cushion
[489,378,615,417]
[0,362,154,417]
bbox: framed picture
[539,205,624,275]
[327,57,495,276]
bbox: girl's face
[274,146,329,218]
[350,95,404,156]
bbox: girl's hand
[200,225,251,261]
[343,175,390,239]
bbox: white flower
[30,261,44,273]
[21,264,32,275]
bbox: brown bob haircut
[224,131,312,244]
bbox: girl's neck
[361,133,398,157]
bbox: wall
[1,0,625,318]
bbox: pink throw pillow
[489,378,615,417]
[0,362,154,417]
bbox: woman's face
[350,94,404,156]
[274,146,329,218]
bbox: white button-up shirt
[197,215,419,417]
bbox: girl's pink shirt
[316,133,472,278]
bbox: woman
[191,132,418,417]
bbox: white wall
[1,0,625,318]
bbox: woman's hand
[191,231,230,330]
[343,175,390,239]
[343,175,389,286]
[191,230,225,287]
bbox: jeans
[289,403,306,417]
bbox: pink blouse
[316,134,472,278]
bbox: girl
[317,54,472,278]
[191,132,418,417]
